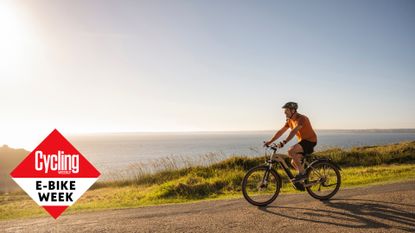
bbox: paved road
[1,181,414,233]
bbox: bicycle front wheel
[242,165,282,206]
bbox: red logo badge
[10,129,100,219]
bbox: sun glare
[0,2,31,82]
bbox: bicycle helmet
[282,102,298,110]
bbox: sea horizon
[66,128,415,136]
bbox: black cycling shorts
[299,140,317,155]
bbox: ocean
[68,130,415,179]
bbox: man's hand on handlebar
[264,140,287,149]
[263,141,272,147]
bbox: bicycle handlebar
[263,141,278,151]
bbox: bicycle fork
[260,164,272,187]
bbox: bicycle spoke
[310,166,324,178]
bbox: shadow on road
[258,198,415,232]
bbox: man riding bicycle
[264,102,317,183]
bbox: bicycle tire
[305,161,341,200]
[242,165,282,206]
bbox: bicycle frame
[264,145,342,189]
[264,147,309,180]
[264,146,325,189]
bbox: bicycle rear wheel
[242,165,282,206]
[305,161,341,200]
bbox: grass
[1,141,414,220]
[315,141,415,167]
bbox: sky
[0,0,414,149]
